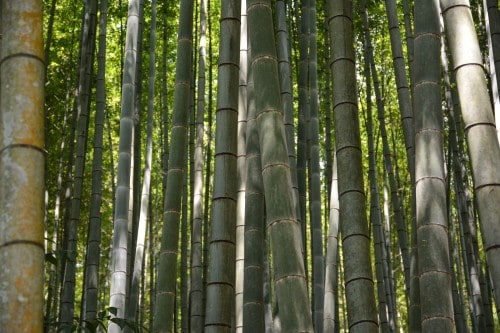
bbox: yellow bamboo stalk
[0,1,45,332]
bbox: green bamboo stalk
[82,0,107,326]
[323,154,340,332]
[124,1,157,330]
[326,0,378,331]
[362,18,390,331]
[128,0,145,308]
[235,1,248,331]
[153,0,194,330]
[362,6,403,330]
[442,31,488,332]
[296,0,309,256]
[204,0,241,331]
[483,0,500,140]
[247,0,313,331]
[180,167,189,332]
[108,0,140,330]
[414,0,454,330]
[384,0,414,181]
[242,69,266,332]
[441,0,500,321]
[276,0,302,262]
[190,0,208,331]
[446,181,469,333]
[60,1,97,328]
[307,1,325,329]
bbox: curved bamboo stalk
[247,0,313,331]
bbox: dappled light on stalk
[414,0,454,331]
[247,0,313,331]
[441,0,500,324]
[107,0,140,331]
[235,1,248,331]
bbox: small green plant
[47,307,140,333]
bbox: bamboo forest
[4,0,500,332]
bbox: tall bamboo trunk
[235,2,248,331]
[296,0,309,257]
[441,0,500,320]
[0,1,46,332]
[153,0,194,330]
[190,0,208,331]
[414,0,454,330]
[124,0,157,330]
[484,0,500,141]
[383,0,413,302]
[362,7,406,331]
[362,15,390,331]
[59,1,97,328]
[242,70,266,332]
[247,0,313,331]
[204,0,241,330]
[82,0,108,326]
[306,1,325,329]
[323,155,340,332]
[441,29,489,332]
[108,0,141,330]
[326,0,379,331]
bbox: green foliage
[38,0,500,331]
[44,307,144,333]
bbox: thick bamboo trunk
[0,1,46,332]
[414,0,454,330]
[204,0,241,331]
[108,0,140,331]
[242,77,266,332]
[326,0,379,331]
[441,0,500,320]
[124,1,156,330]
[247,0,313,331]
